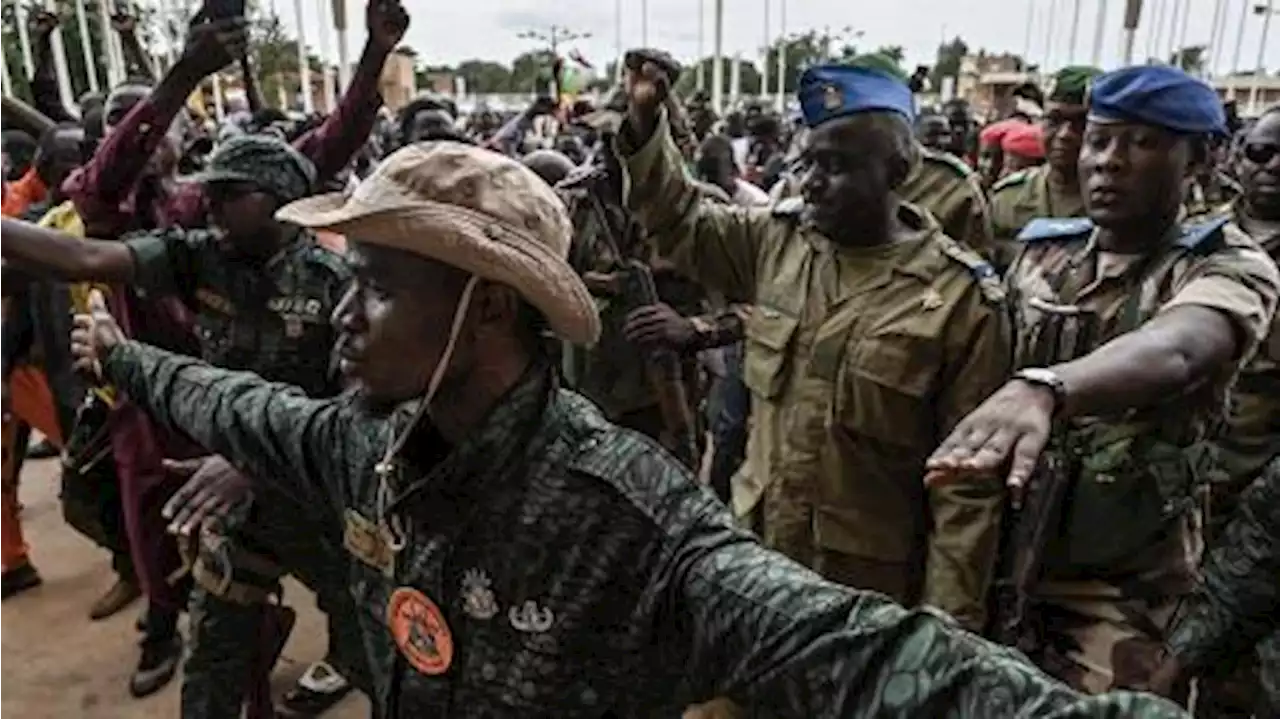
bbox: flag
[569,49,593,69]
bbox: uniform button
[581,688,598,705]
[480,662,497,680]
[520,681,536,699]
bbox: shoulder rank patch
[771,196,805,217]
[936,235,1006,304]
[1016,217,1094,243]
[922,147,977,178]
[1176,214,1230,251]
[991,168,1032,194]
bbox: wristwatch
[1012,367,1067,417]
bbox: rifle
[990,442,1074,654]
[577,166,701,469]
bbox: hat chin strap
[374,275,480,551]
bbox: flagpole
[16,4,34,78]
[45,0,77,109]
[696,0,705,90]
[711,0,723,114]
[293,0,313,112]
[331,0,349,92]
[775,0,786,112]
[760,0,770,97]
[1090,0,1109,65]
[75,0,100,93]
[314,0,336,111]
[96,0,123,87]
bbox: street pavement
[1,453,368,718]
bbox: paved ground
[1,454,369,718]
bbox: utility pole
[761,0,770,97]
[294,0,313,112]
[1248,0,1277,113]
[775,0,786,112]
[711,0,724,114]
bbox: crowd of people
[1,2,1278,717]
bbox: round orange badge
[386,587,454,675]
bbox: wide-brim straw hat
[276,141,600,345]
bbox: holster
[187,523,286,606]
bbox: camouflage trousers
[1194,626,1280,718]
[183,492,368,719]
[1028,591,1189,704]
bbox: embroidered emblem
[460,569,499,620]
[342,510,394,575]
[921,288,944,310]
[387,587,454,675]
[508,599,554,633]
[821,84,842,111]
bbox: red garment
[978,118,1029,149]
[1,168,48,218]
[1001,124,1046,160]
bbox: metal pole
[74,0,100,93]
[761,0,770,97]
[1024,0,1037,63]
[696,0,705,90]
[96,0,123,87]
[1,39,11,94]
[15,4,34,77]
[1148,0,1165,60]
[331,0,349,92]
[293,0,312,112]
[775,0,786,112]
[1248,0,1274,113]
[1122,0,1144,64]
[1091,0,1109,64]
[711,0,723,114]
[1067,0,1083,63]
[1044,0,1058,72]
[641,0,648,46]
[729,52,740,105]
[614,0,622,83]
[1164,0,1181,61]
[1228,0,1248,96]
[1207,0,1226,74]
[314,0,335,110]
[1175,0,1192,65]
[45,0,76,109]
[156,0,176,66]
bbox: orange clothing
[1,366,64,572]
[1,168,48,218]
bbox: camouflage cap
[1047,65,1103,105]
[182,134,316,204]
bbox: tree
[509,49,555,94]
[672,56,761,99]
[877,45,906,65]
[455,59,511,93]
[930,36,969,90]
[760,31,828,94]
[1170,45,1206,74]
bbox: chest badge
[387,587,454,675]
[509,599,554,634]
[921,288,945,311]
[460,569,499,621]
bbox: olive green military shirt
[988,165,1086,273]
[621,110,1013,630]
[897,147,995,260]
[1007,216,1280,598]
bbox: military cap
[182,134,317,204]
[1001,123,1045,159]
[798,64,915,128]
[1046,65,1102,104]
[1087,65,1226,135]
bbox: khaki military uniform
[989,165,1087,273]
[1005,215,1280,697]
[769,147,995,261]
[623,111,1012,631]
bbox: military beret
[798,64,915,128]
[1047,65,1102,104]
[1087,65,1226,135]
[1001,123,1045,159]
[182,134,316,204]
[979,118,1028,148]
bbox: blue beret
[1087,65,1226,135]
[798,65,915,128]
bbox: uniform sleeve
[101,340,354,515]
[923,292,1013,630]
[1161,243,1280,363]
[1167,465,1280,670]
[961,183,996,259]
[122,228,209,297]
[291,62,382,187]
[648,461,1188,718]
[620,109,773,303]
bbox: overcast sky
[274,0,1279,78]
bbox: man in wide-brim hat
[69,141,1186,716]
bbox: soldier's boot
[244,602,297,719]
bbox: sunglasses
[1242,142,1280,166]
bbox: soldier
[999,123,1045,177]
[67,139,1185,718]
[1199,103,1280,718]
[988,67,1102,272]
[0,136,366,717]
[620,60,1011,635]
[925,66,1280,699]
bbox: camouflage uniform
[1167,458,1280,716]
[1004,214,1280,696]
[988,165,1087,273]
[1201,201,1280,718]
[621,110,1012,632]
[99,339,1190,717]
[120,137,365,717]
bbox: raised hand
[366,0,409,53]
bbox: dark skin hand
[0,217,137,283]
[927,119,1242,494]
[623,304,696,351]
[161,455,253,537]
[70,290,126,380]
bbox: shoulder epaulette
[991,168,1033,194]
[920,147,977,178]
[1016,217,1094,242]
[301,239,353,279]
[1176,214,1230,251]
[937,235,1006,304]
[772,196,804,217]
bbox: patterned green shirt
[102,340,1189,718]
